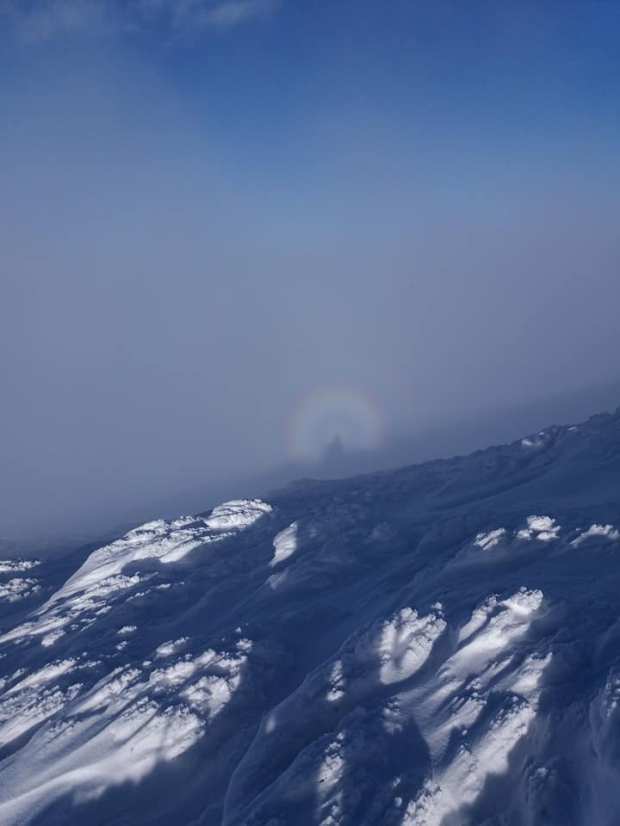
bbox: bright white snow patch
[7,659,79,693]
[155,638,189,658]
[56,499,271,602]
[457,595,499,644]
[325,661,345,702]
[521,433,545,449]
[474,528,507,551]
[270,522,298,567]
[334,605,446,693]
[181,639,251,719]
[0,682,83,750]
[377,607,446,685]
[232,589,549,826]
[517,515,560,542]
[0,499,272,649]
[402,588,549,825]
[204,499,272,532]
[149,659,199,690]
[0,578,40,602]
[572,523,620,547]
[315,731,346,820]
[505,652,552,696]
[41,629,65,647]
[445,588,543,682]
[0,560,39,574]
[0,630,253,823]
[404,697,539,826]
[0,697,204,823]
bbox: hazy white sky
[2,1,619,543]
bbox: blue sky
[3,1,619,184]
[2,1,620,542]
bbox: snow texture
[473,528,507,551]
[516,515,561,542]
[572,523,620,547]
[1,411,620,824]
[0,577,41,602]
[0,559,39,574]
[270,521,299,566]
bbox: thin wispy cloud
[0,0,109,41]
[0,0,281,42]
[151,0,280,36]
[199,0,279,30]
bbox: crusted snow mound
[56,498,272,599]
[0,499,272,649]
[204,499,272,532]
[0,634,252,825]
[572,523,620,547]
[474,528,507,551]
[517,515,561,542]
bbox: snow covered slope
[1,410,620,825]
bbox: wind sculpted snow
[1,411,620,824]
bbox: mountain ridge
[1,407,619,824]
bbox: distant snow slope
[1,411,620,824]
